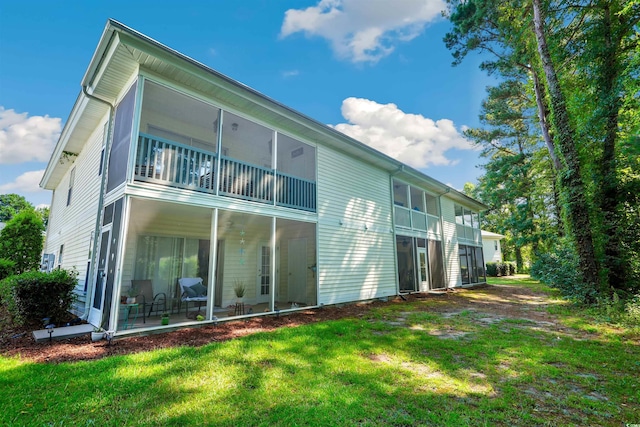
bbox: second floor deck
[134,133,317,212]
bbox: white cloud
[0,169,45,193]
[280,0,445,63]
[282,69,300,78]
[333,97,474,168]
[0,107,61,164]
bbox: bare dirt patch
[0,284,576,364]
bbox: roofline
[104,20,487,210]
[43,18,487,211]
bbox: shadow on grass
[2,283,639,426]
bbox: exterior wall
[440,197,460,287]
[44,114,108,312]
[316,145,396,304]
[482,238,502,263]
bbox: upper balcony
[134,133,316,212]
[133,79,317,213]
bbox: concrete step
[33,324,94,342]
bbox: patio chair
[178,277,208,314]
[132,280,167,323]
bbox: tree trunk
[515,246,524,274]
[531,69,561,171]
[532,0,602,298]
[596,0,625,292]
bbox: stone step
[32,324,94,342]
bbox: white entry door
[288,238,307,303]
[256,243,271,304]
[417,247,429,292]
[88,226,111,326]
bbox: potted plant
[161,312,170,325]
[126,287,138,304]
[91,327,105,342]
[233,280,246,302]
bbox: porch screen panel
[475,246,486,283]
[135,236,184,299]
[107,82,137,193]
[428,239,445,289]
[101,198,123,328]
[459,245,470,285]
[396,236,416,292]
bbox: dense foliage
[0,259,16,281]
[446,0,640,303]
[0,210,44,274]
[486,261,517,277]
[0,269,77,325]
[0,194,33,222]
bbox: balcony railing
[134,133,316,212]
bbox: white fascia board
[81,22,118,88]
[40,93,90,189]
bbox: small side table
[120,303,139,330]
[234,302,245,316]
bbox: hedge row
[0,269,77,326]
[486,261,517,277]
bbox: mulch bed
[1,295,429,364]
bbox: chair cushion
[183,286,197,298]
[190,283,207,297]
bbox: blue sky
[0,0,494,208]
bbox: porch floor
[118,301,309,331]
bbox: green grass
[2,277,639,426]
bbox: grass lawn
[2,276,639,426]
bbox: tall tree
[0,210,44,274]
[0,194,33,222]
[465,79,559,271]
[445,0,640,300]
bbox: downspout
[436,188,451,290]
[81,85,114,320]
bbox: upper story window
[393,179,441,235]
[393,181,408,207]
[425,193,439,216]
[455,203,481,242]
[221,111,273,168]
[67,167,75,206]
[139,80,220,153]
[277,133,316,182]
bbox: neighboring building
[40,20,487,334]
[481,230,505,264]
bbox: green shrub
[626,294,640,324]
[531,245,597,304]
[0,258,15,280]
[0,269,77,325]
[486,262,498,277]
[487,261,515,276]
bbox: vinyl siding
[440,197,461,287]
[316,145,396,304]
[44,113,109,313]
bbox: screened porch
[117,198,317,332]
[132,80,317,212]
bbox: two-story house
[40,20,487,335]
